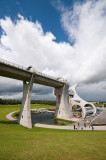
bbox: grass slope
[0,104,106,160]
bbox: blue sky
[0,0,106,101]
[0,0,74,42]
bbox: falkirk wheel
[68,84,96,119]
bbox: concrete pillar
[54,83,72,119]
[18,66,35,128]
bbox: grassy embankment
[0,104,106,160]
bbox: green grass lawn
[0,104,106,160]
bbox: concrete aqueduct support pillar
[54,83,72,119]
[18,66,36,128]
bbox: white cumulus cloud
[60,0,106,84]
[0,0,106,100]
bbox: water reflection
[31,112,67,125]
[31,112,57,124]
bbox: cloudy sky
[0,0,106,101]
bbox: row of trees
[94,102,106,107]
[0,98,56,105]
[0,98,105,107]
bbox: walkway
[34,123,106,130]
[6,111,18,122]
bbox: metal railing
[0,58,66,83]
[0,58,27,71]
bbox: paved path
[6,111,106,130]
[34,123,106,130]
[6,111,18,122]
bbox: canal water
[31,112,58,124]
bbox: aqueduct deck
[0,59,65,87]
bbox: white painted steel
[69,84,96,118]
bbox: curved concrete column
[69,84,96,118]
[18,66,36,128]
[54,83,72,119]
